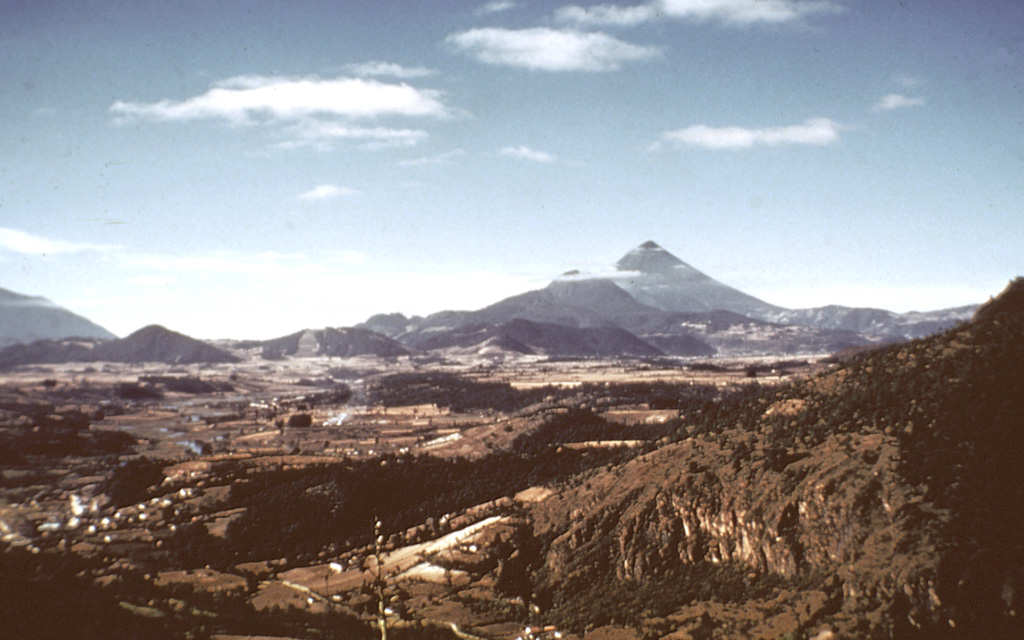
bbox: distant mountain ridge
[0,287,116,347]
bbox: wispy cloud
[555,0,841,27]
[278,120,431,150]
[477,1,519,15]
[297,184,358,201]
[500,146,557,162]
[110,75,451,124]
[0,227,121,255]
[348,61,436,79]
[872,93,926,112]
[397,149,469,166]
[654,117,841,149]
[446,27,660,72]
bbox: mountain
[594,241,976,339]
[529,283,1024,637]
[0,287,116,347]
[237,327,412,359]
[353,241,981,358]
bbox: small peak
[638,240,663,250]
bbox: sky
[1,0,1022,339]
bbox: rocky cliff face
[533,430,950,637]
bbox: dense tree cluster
[137,375,235,394]
[0,407,135,463]
[510,407,673,455]
[222,447,634,566]
[366,371,726,415]
[101,456,166,508]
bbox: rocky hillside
[0,287,115,346]
[526,278,1024,638]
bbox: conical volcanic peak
[608,241,782,316]
[614,241,707,279]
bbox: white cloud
[477,1,519,15]
[298,184,358,201]
[500,146,556,162]
[0,227,121,255]
[397,149,469,166]
[446,27,661,72]
[279,120,430,150]
[656,117,840,149]
[348,61,436,79]
[555,4,657,26]
[110,75,451,124]
[556,0,841,27]
[873,93,926,112]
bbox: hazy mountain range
[358,241,978,358]
[0,242,981,363]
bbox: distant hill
[90,325,240,364]
[0,287,115,347]
[237,327,412,359]
[357,313,422,338]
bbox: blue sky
[1,0,1021,339]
